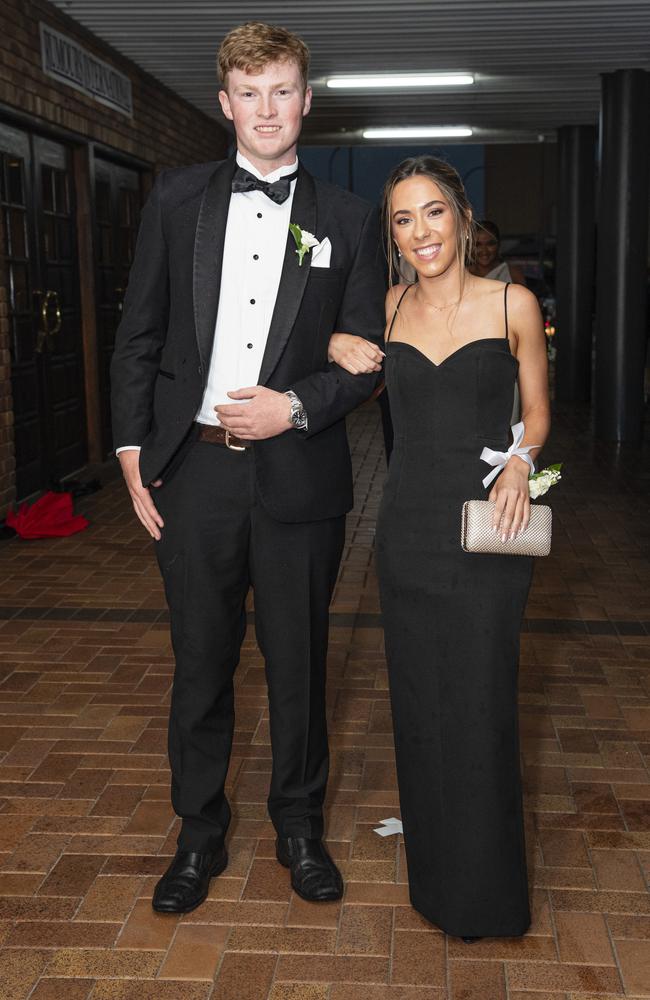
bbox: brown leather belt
[195,423,251,450]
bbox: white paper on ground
[373,816,403,837]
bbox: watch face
[286,391,307,430]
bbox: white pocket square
[310,236,332,268]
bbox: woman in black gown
[329,156,550,940]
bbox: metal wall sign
[40,23,133,118]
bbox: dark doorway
[94,157,141,456]
[0,123,87,500]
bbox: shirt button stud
[257,212,263,218]
[247,343,253,349]
[253,254,259,260]
[250,298,256,305]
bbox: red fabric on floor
[6,491,89,539]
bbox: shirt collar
[236,150,299,184]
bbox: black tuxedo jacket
[110,157,385,522]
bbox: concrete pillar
[594,69,650,441]
[555,125,596,402]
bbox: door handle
[34,289,62,352]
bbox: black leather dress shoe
[152,847,228,913]
[276,837,343,902]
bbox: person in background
[472,220,526,285]
[472,219,526,421]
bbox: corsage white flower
[528,463,562,499]
[289,223,319,266]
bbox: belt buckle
[225,430,246,452]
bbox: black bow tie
[231,166,298,204]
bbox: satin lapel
[192,158,237,374]
[258,167,317,385]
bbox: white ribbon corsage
[480,421,562,497]
[480,421,538,488]
[289,223,319,266]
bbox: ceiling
[50,0,650,144]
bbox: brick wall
[0,0,229,168]
[0,0,230,513]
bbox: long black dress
[376,283,532,938]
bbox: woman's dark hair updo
[381,155,475,289]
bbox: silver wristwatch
[285,390,308,431]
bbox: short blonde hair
[218,22,310,91]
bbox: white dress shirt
[196,151,298,426]
[117,151,298,452]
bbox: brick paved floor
[0,401,648,1000]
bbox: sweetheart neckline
[386,337,516,369]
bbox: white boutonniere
[528,463,562,499]
[289,223,319,266]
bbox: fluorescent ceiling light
[327,73,474,89]
[363,127,474,140]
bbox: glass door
[0,124,87,499]
[35,136,87,485]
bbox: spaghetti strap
[504,282,511,339]
[387,284,413,342]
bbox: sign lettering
[40,23,133,117]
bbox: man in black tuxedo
[111,21,384,913]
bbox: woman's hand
[489,455,531,542]
[328,332,384,374]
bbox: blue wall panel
[298,144,485,216]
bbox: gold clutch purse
[461,499,552,557]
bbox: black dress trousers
[153,435,345,852]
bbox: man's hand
[215,386,292,440]
[118,449,164,540]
